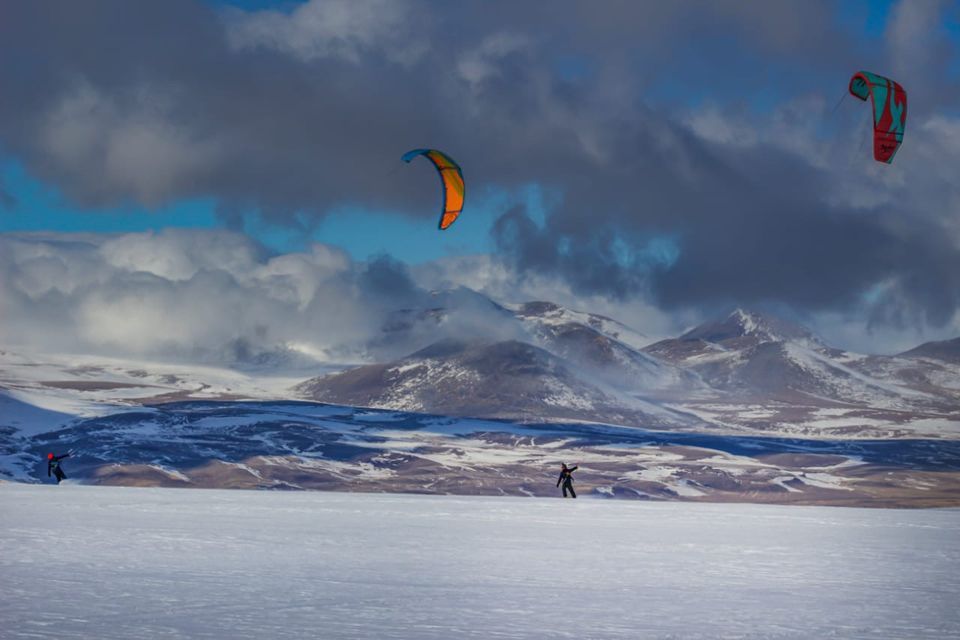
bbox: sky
[0,0,959,362]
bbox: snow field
[1,484,959,639]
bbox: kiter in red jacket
[47,452,71,484]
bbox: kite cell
[848,71,907,164]
[401,149,464,230]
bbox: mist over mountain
[296,300,959,439]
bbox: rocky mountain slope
[295,338,696,429]
[299,305,960,439]
[900,337,960,365]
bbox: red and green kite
[848,71,907,164]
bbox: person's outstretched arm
[569,466,578,472]
[47,463,52,477]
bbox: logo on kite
[848,71,907,164]
[401,149,464,230]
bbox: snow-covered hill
[0,348,314,405]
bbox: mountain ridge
[296,301,960,438]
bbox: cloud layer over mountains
[0,229,953,362]
[0,230,536,364]
[1,1,958,347]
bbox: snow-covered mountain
[642,309,960,437]
[678,308,816,345]
[646,309,905,402]
[295,338,693,429]
[511,300,650,350]
[512,301,690,391]
[298,339,610,421]
[296,291,698,428]
[298,306,960,439]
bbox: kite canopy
[401,148,464,230]
[848,71,907,164]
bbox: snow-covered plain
[1,484,958,639]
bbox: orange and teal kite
[848,71,907,164]
[402,148,464,230]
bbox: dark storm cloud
[0,0,958,330]
[0,0,854,212]
[357,254,425,309]
[493,119,960,326]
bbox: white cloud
[1,229,955,362]
[0,230,558,365]
[98,229,263,281]
[681,92,960,219]
[886,0,951,87]
[0,231,376,364]
[225,0,427,66]
[412,253,681,343]
[40,82,221,207]
[457,32,532,89]
[812,307,960,355]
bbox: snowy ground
[1,484,958,639]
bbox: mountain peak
[515,301,562,316]
[680,308,814,344]
[899,336,960,364]
[730,308,759,330]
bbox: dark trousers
[54,468,66,484]
[562,481,576,498]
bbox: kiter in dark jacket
[557,463,578,498]
[47,452,70,484]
